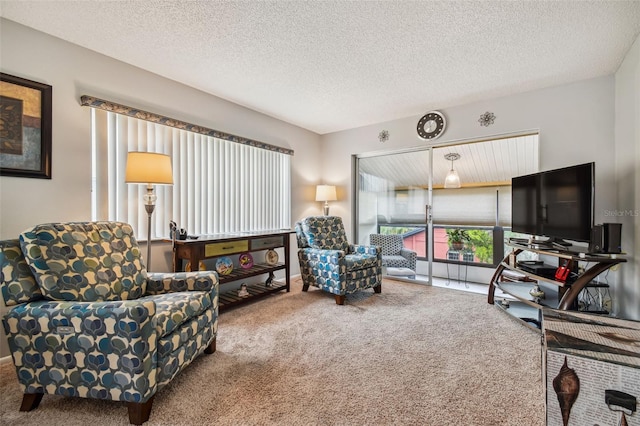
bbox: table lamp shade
[315,185,337,202]
[125,152,173,185]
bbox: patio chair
[369,234,417,274]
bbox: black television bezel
[511,162,595,244]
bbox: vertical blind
[91,108,291,240]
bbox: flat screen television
[511,162,594,244]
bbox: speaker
[590,223,622,254]
[603,223,622,254]
[589,225,604,253]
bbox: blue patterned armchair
[295,216,382,304]
[0,222,219,425]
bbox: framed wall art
[0,73,52,179]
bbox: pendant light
[444,153,461,189]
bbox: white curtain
[91,109,291,240]
[432,186,511,227]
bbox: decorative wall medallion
[378,130,389,143]
[478,111,496,127]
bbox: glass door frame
[353,131,540,286]
[353,146,434,285]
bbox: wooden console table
[169,230,293,312]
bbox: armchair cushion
[300,216,350,252]
[19,222,147,302]
[345,253,379,271]
[146,291,212,338]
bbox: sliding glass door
[355,133,539,286]
[355,149,433,283]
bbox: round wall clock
[417,111,446,140]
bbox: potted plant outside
[446,228,470,251]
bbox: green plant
[466,229,493,264]
[446,228,470,248]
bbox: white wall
[321,76,617,234]
[0,19,322,356]
[320,74,640,320]
[614,33,640,321]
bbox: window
[89,104,291,241]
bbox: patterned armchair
[0,222,219,425]
[369,234,417,273]
[295,216,382,304]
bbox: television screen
[512,163,594,243]
[511,173,538,236]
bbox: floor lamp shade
[125,152,174,185]
[125,152,173,271]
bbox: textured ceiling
[1,1,640,134]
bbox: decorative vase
[451,242,464,251]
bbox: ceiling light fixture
[444,153,461,189]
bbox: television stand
[530,237,572,247]
[488,241,626,331]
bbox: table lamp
[315,185,337,216]
[125,151,173,270]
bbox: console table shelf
[217,281,287,311]
[488,241,625,330]
[169,230,293,312]
[217,262,286,284]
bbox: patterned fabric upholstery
[19,222,147,302]
[0,240,43,306]
[299,216,350,252]
[0,221,219,423]
[369,234,417,272]
[370,234,403,255]
[295,216,382,303]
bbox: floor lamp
[125,152,173,271]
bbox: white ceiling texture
[2,0,640,136]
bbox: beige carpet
[0,279,544,425]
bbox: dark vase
[451,242,464,251]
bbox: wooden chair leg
[335,294,345,305]
[127,396,154,425]
[374,284,382,293]
[204,337,216,354]
[19,393,43,411]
